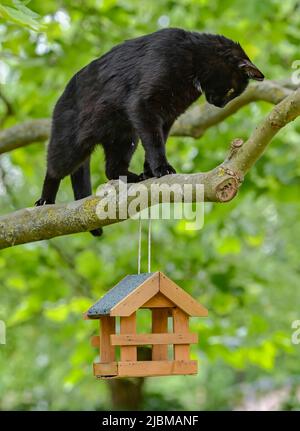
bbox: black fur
[36,28,264,236]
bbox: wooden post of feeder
[172,308,190,360]
[100,316,115,362]
[120,313,137,361]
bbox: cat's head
[201,37,264,108]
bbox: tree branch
[1,88,299,250]
[171,79,293,137]
[0,80,294,154]
[0,118,50,154]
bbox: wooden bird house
[84,271,208,378]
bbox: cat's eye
[226,88,235,97]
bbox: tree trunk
[107,378,145,410]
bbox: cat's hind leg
[35,172,61,206]
[71,157,92,200]
[35,132,93,206]
[71,158,102,237]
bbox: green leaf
[0,2,44,31]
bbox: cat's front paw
[138,172,154,181]
[35,198,50,206]
[117,172,140,183]
[153,163,176,178]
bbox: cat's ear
[238,59,264,81]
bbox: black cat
[36,28,264,236]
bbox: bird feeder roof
[85,271,208,318]
[87,273,154,317]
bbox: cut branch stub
[215,176,239,202]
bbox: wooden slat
[159,272,208,317]
[118,360,197,377]
[110,272,159,316]
[100,316,115,362]
[142,292,175,308]
[120,314,137,361]
[110,332,198,346]
[91,335,100,348]
[152,309,168,360]
[93,362,118,377]
[172,308,190,360]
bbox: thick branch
[0,80,293,154]
[0,88,299,250]
[227,89,300,174]
[0,118,50,154]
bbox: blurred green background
[0,0,300,411]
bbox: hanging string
[137,213,142,274]
[148,209,152,273]
[137,207,152,274]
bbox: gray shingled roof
[87,273,154,318]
